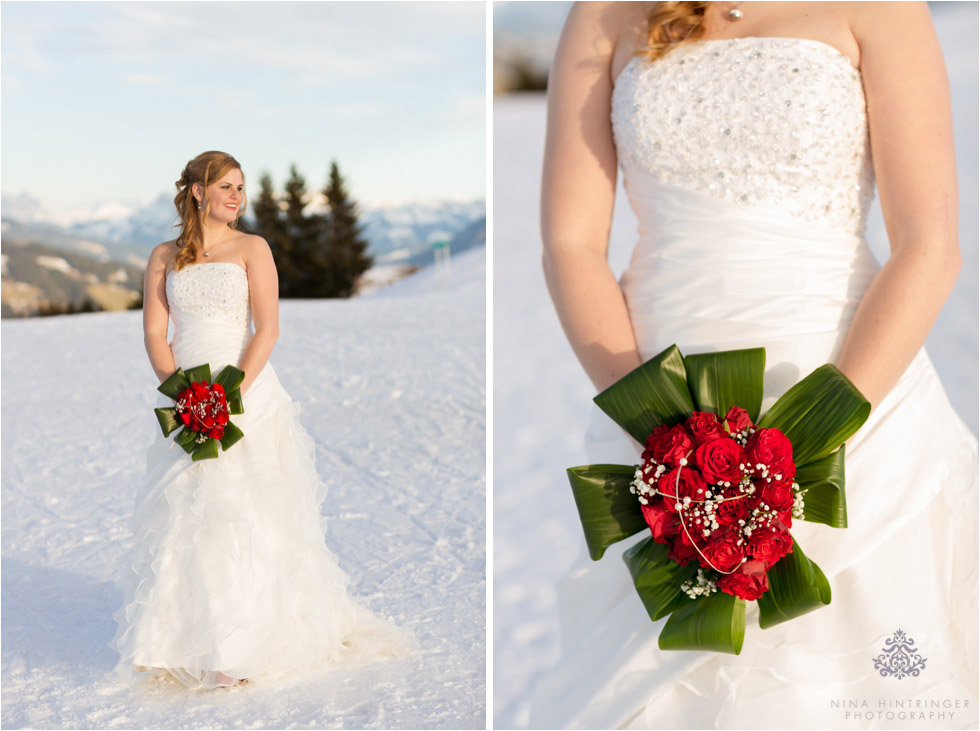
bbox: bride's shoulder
[562,2,652,43]
[844,1,933,40]
[149,239,179,271]
[238,232,270,256]
[152,239,179,255]
[556,3,652,86]
[238,233,274,270]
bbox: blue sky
[1,1,486,210]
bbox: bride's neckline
[614,35,860,89]
[167,261,248,278]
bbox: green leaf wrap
[176,427,198,454]
[568,465,646,560]
[157,368,189,399]
[683,348,765,422]
[191,438,220,461]
[795,446,848,528]
[623,536,698,621]
[184,363,213,387]
[154,407,180,437]
[214,365,245,392]
[757,364,870,466]
[658,591,746,655]
[219,422,245,452]
[756,538,832,629]
[594,345,694,445]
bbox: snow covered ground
[1,246,486,729]
[492,8,978,728]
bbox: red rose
[759,476,795,512]
[646,425,694,466]
[192,382,209,399]
[218,412,230,425]
[668,534,700,566]
[714,495,750,526]
[717,559,769,601]
[641,502,680,544]
[745,428,795,479]
[724,406,753,434]
[699,528,746,572]
[748,527,794,569]
[213,383,225,395]
[658,467,707,513]
[694,438,745,485]
[179,412,192,426]
[685,412,727,445]
[775,509,793,531]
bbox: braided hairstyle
[172,151,247,271]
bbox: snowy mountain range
[0,191,485,266]
[0,191,485,316]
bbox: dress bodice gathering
[165,261,255,377]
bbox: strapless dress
[107,261,413,689]
[529,37,979,730]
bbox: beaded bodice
[611,36,874,234]
[166,262,251,330]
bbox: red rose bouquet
[154,363,245,461]
[567,345,870,654]
[635,410,799,602]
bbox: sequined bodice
[611,36,874,234]
[166,262,251,330]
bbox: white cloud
[73,2,481,89]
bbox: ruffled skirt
[108,331,412,690]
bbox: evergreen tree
[239,162,372,299]
[320,161,373,298]
[281,165,325,298]
[241,173,298,297]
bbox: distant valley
[1,192,485,317]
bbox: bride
[533,2,978,728]
[108,150,411,689]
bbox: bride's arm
[835,2,962,411]
[237,236,280,395]
[142,243,177,383]
[541,2,642,393]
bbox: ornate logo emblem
[873,629,927,679]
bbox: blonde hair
[172,151,247,271]
[637,1,710,62]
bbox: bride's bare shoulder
[557,2,653,84]
[562,2,652,44]
[239,233,274,270]
[149,239,179,271]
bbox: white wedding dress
[529,37,979,729]
[108,261,412,689]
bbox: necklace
[201,225,229,257]
[727,2,743,20]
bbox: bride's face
[198,168,244,224]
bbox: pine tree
[282,165,327,298]
[320,161,373,298]
[242,173,298,297]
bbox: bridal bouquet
[567,345,870,654]
[154,363,245,461]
